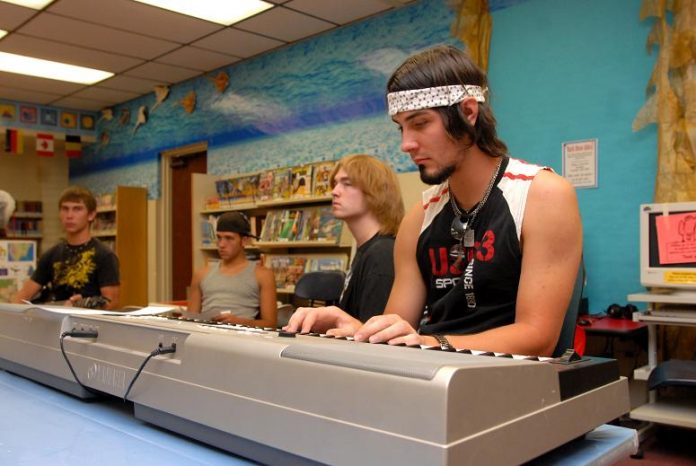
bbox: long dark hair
[387,45,508,158]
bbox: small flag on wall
[65,134,82,158]
[4,128,24,154]
[36,133,55,157]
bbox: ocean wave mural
[71,0,461,197]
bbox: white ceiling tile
[0,1,35,30]
[124,62,201,83]
[192,28,284,58]
[155,46,239,71]
[97,75,164,94]
[51,95,112,111]
[71,86,141,104]
[0,1,402,108]
[235,7,335,42]
[18,13,181,59]
[47,0,223,43]
[0,71,84,94]
[0,85,62,104]
[285,0,392,25]
[0,33,144,72]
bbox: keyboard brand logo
[87,362,126,390]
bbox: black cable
[123,343,176,402]
[59,330,101,396]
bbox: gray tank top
[200,261,260,319]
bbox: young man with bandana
[286,45,582,357]
[12,186,120,310]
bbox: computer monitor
[640,202,696,297]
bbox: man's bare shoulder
[529,169,577,201]
[255,262,274,278]
[192,264,211,281]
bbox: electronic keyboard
[0,304,630,465]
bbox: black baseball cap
[216,212,258,239]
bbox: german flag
[4,129,24,154]
[65,135,82,158]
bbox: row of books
[13,200,42,214]
[3,218,42,237]
[200,206,342,245]
[259,206,341,244]
[96,192,116,209]
[92,213,116,234]
[206,160,335,209]
[263,254,348,289]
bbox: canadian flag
[36,133,54,157]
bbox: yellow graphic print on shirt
[52,248,96,289]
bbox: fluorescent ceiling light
[0,0,54,9]
[0,29,7,40]
[133,0,273,26]
[0,52,114,85]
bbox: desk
[0,370,637,465]
[579,316,647,358]
[580,316,647,337]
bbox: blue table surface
[0,370,637,465]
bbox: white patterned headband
[387,84,486,116]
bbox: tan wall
[0,134,70,251]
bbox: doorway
[170,151,207,300]
[158,142,208,302]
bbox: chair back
[552,258,586,357]
[294,271,346,306]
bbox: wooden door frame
[158,141,207,301]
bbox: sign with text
[562,139,598,188]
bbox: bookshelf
[93,186,148,307]
[3,201,43,246]
[191,166,428,298]
[192,166,353,296]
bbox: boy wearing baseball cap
[188,211,277,327]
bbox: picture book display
[266,255,308,289]
[291,165,313,198]
[257,170,274,201]
[316,206,342,243]
[216,174,259,207]
[0,240,37,302]
[311,161,334,197]
[271,168,292,200]
[264,253,347,290]
[258,207,342,244]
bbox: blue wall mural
[71,0,461,197]
[68,0,658,313]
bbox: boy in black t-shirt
[12,186,120,309]
[297,155,405,322]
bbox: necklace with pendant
[449,157,504,258]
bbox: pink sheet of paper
[655,212,696,265]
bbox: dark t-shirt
[339,234,395,322]
[31,237,120,302]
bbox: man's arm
[11,279,42,304]
[186,266,208,314]
[254,265,278,327]
[99,285,120,310]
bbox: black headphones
[606,303,638,320]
